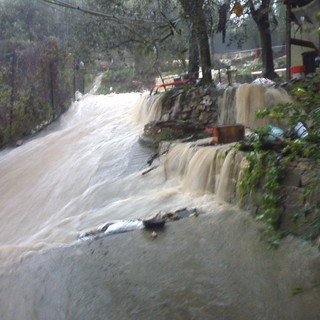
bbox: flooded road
[1,210,319,320]
[0,90,319,319]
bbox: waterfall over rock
[136,83,292,203]
[218,86,237,125]
[139,84,292,129]
[235,84,292,128]
[134,93,163,124]
[163,142,245,202]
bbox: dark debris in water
[78,208,202,241]
[144,207,201,222]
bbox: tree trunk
[133,49,145,77]
[188,24,199,75]
[195,8,212,84]
[257,18,278,80]
[179,0,212,84]
[250,0,279,81]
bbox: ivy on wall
[237,75,320,247]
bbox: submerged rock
[150,231,158,239]
[15,139,23,147]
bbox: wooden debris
[142,166,158,176]
[207,124,245,144]
[147,153,159,166]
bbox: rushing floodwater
[0,90,230,264]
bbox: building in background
[285,0,320,79]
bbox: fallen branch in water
[147,153,159,166]
[142,166,158,175]
[147,149,169,166]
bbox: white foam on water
[0,90,230,265]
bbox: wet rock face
[159,86,221,126]
[142,86,223,146]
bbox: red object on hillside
[290,65,305,74]
[150,79,195,94]
[290,66,306,79]
[290,65,306,79]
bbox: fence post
[73,57,77,94]
[49,60,55,119]
[9,51,16,138]
[285,4,291,81]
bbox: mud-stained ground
[0,209,320,320]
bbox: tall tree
[187,23,200,75]
[248,0,279,80]
[76,0,186,76]
[178,0,212,84]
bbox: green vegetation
[237,129,286,248]
[237,62,263,76]
[152,128,177,145]
[97,68,136,94]
[0,39,74,147]
[237,75,320,246]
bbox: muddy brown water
[0,91,319,319]
[0,211,319,320]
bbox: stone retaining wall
[240,160,320,240]
[159,86,223,126]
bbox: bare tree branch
[37,0,161,24]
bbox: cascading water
[0,89,235,266]
[163,142,244,202]
[235,84,292,128]
[217,83,292,128]
[136,83,292,130]
[134,92,163,124]
[217,86,237,125]
[0,92,156,261]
